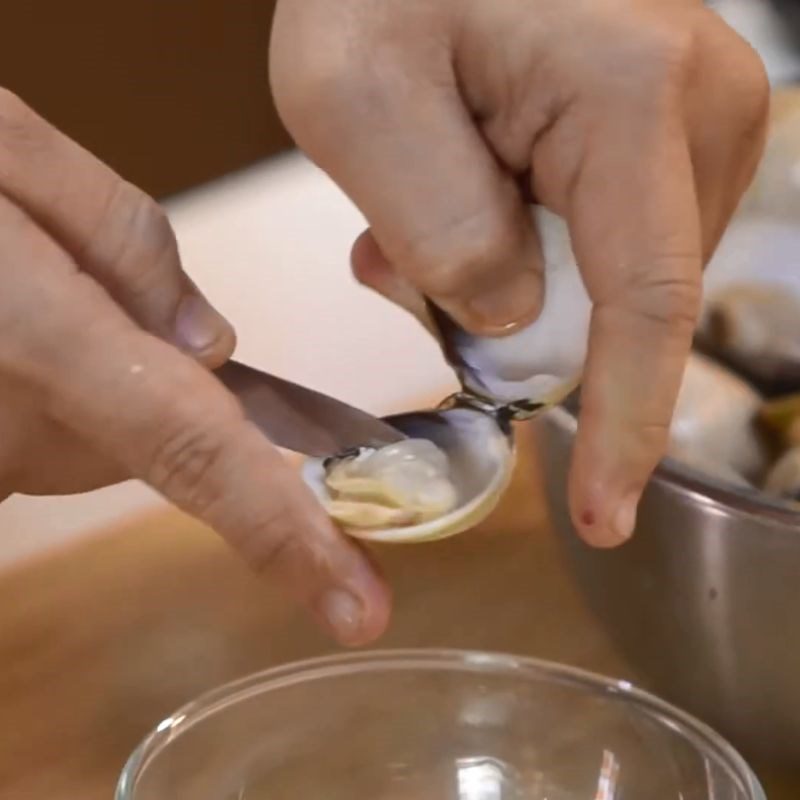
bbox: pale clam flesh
[322,438,458,529]
[302,408,514,543]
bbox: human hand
[0,90,390,644]
[270,0,769,546]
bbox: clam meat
[322,439,458,529]
[302,407,515,543]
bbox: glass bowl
[116,649,765,800]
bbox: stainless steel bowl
[538,405,800,767]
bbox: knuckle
[88,181,179,297]
[598,13,695,95]
[644,24,694,78]
[272,48,362,140]
[415,259,469,301]
[114,182,176,259]
[237,504,301,577]
[146,403,306,579]
[400,207,521,299]
[0,197,76,368]
[289,58,353,109]
[272,31,409,158]
[626,263,702,331]
[146,410,238,517]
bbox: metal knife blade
[214,359,406,457]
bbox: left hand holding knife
[0,0,769,645]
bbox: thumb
[351,229,434,330]
[271,35,542,336]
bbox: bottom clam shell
[301,407,515,544]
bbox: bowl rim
[545,403,800,529]
[116,647,766,800]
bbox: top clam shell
[431,207,592,413]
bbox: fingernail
[613,493,639,542]
[468,270,541,331]
[320,589,363,642]
[175,294,228,354]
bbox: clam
[759,391,800,448]
[302,407,515,543]
[696,282,800,393]
[756,393,800,503]
[301,208,592,543]
[667,353,769,485]
[763,447,800,503]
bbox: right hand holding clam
[302,210,591,544]
[274,0,770,548]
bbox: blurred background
[3,0,799,200]
[0,0,799,567]
[2,0,292,198]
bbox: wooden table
[0,427,794,799]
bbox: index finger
[554,103,702,547]
[0,88,234,364]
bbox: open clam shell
[430,207,591,412]
[302,207,590,543]
[302,407,515,543]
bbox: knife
[214,359,406,457]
